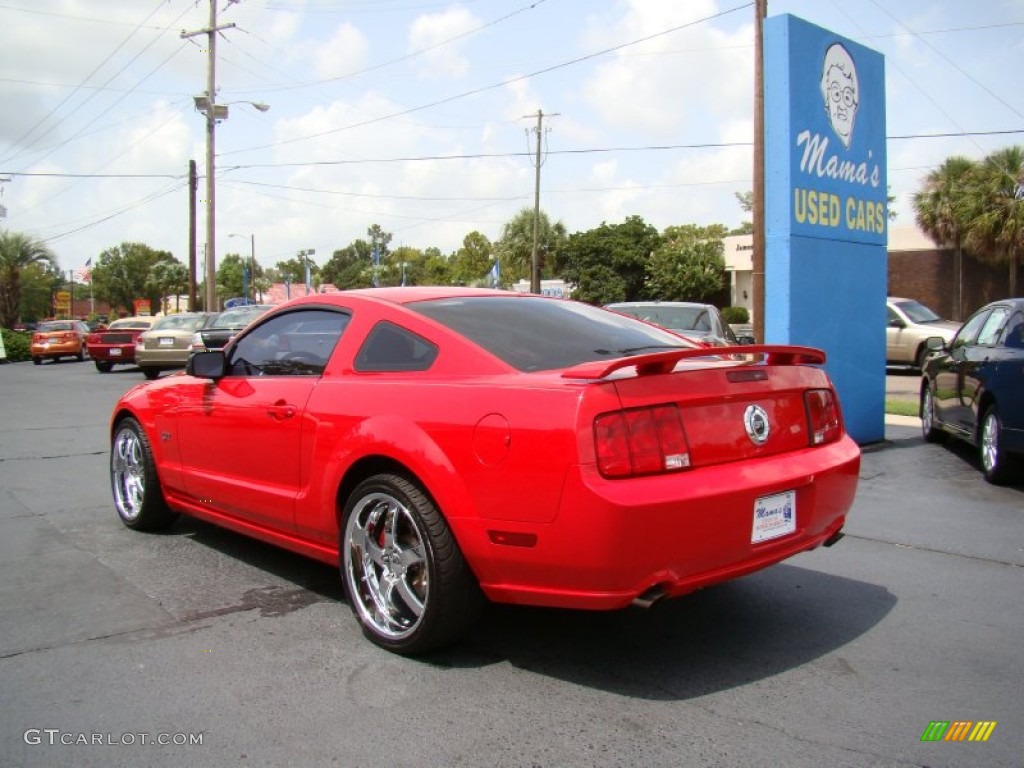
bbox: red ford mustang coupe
[109,287,860,654]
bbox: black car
[190,305,274,354]
[920,298,1024,484]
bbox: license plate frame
[751,490,796,543]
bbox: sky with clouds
[1,0,1021,276]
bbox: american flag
[75,258,92,283]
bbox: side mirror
[924,336,946,352]
[736,335,756,346]
[888,317,905,329]
[187,350,228,379]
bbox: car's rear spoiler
[561,345,826,380]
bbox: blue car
[920,298,1024,484]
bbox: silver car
[886,297,961,370]
[135,312,213,379]
[605,301,746,347]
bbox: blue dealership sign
[764,15,887,443]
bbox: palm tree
[964,146,1024,297]
[912,157,974,319]
[0,230,57,328]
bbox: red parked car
[87,316,155,372]
[109,288,860,654]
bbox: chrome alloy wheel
[111,425,146,522]
[981,410,1000,475]
[344,491,429,641]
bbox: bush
[721,306,749,324]
[1,328,32,362]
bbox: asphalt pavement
[0,359,1021,767]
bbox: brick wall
[887,248,1022,321]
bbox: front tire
[920,384,945,443]
[110,417,178,530]
[980,405,1015,485]
[341,473,482,655]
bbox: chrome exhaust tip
[632,584,669,609]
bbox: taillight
[805,389,841,445]
[594,404,691,478]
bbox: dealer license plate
[751,490,796,543]
[109,348,122,356]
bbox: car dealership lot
[1,361,1021,767]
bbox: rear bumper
[457,436,860,610]
[136,349,190,368]
[88,345,136,362]
[31,343,81,357]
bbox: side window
[975,308,1009,347]
[950,309,990,352]
[1002,312,1024,349]
[355,321,438,372]
[228,308,349,376]
[886,307,901,326]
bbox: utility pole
[752,0,767,343]
[525,109,558,294]
[188,159,198,311]
[182,1,236,314]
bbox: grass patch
[885,399,919,417]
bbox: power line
[4,127,1021,180]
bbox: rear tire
[142,368,160,380]
[340,473,483,655]
[110,417,179,531]
[32,357,41,365]
[95,361,114,373]
[980,405,1015,485]
[77,344,86,361]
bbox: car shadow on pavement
[429,565,896,700]
[169,514,895,698]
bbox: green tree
[146,259,189,313]
[17,262,61,322]
[422,247,453,285]
[321,241,373,289]
[964,146,1024,296]
[449,231,493,286]
[646,224,728,302]
[276,254,320,292]
[494,208,568,284]
[215,253,247,302]
[559,215,661,305]
[91,242,175,316]
[913,156,975,320]
[0,230,57,328]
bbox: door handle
[267,401,296,421]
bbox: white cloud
[407,7,480,78]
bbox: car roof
[606,300,713,309]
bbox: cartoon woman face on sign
[820,43,859,148]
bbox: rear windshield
[409,296,695,372]
[213,306,271,329]
[38,321,74,332]
[611,304,708,331]
[895,300,941,324]
[152,314,207,331]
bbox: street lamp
[228,233,257,302]
[298,249,316,295]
